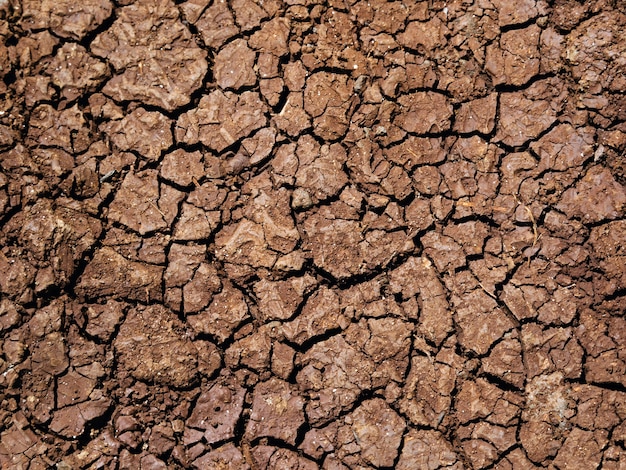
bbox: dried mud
[1,0,625,468]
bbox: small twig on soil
[149,201,166,218]
[405,146,420,161]
[523,205,539,249]
[99,169,116,183]
[513,196,538,247]
[514,195,540,267]
[436,411,446,427]
[478,281,497,300]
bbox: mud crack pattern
[1,0,626,468]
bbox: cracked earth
[1,0,626,468]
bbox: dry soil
[1,0,626,469]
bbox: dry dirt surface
[1,0,626,468]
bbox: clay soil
[1,0,626,468]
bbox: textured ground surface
[1,0,626,468]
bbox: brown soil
[1,0,625,468]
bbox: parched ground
[1,0,625,468]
